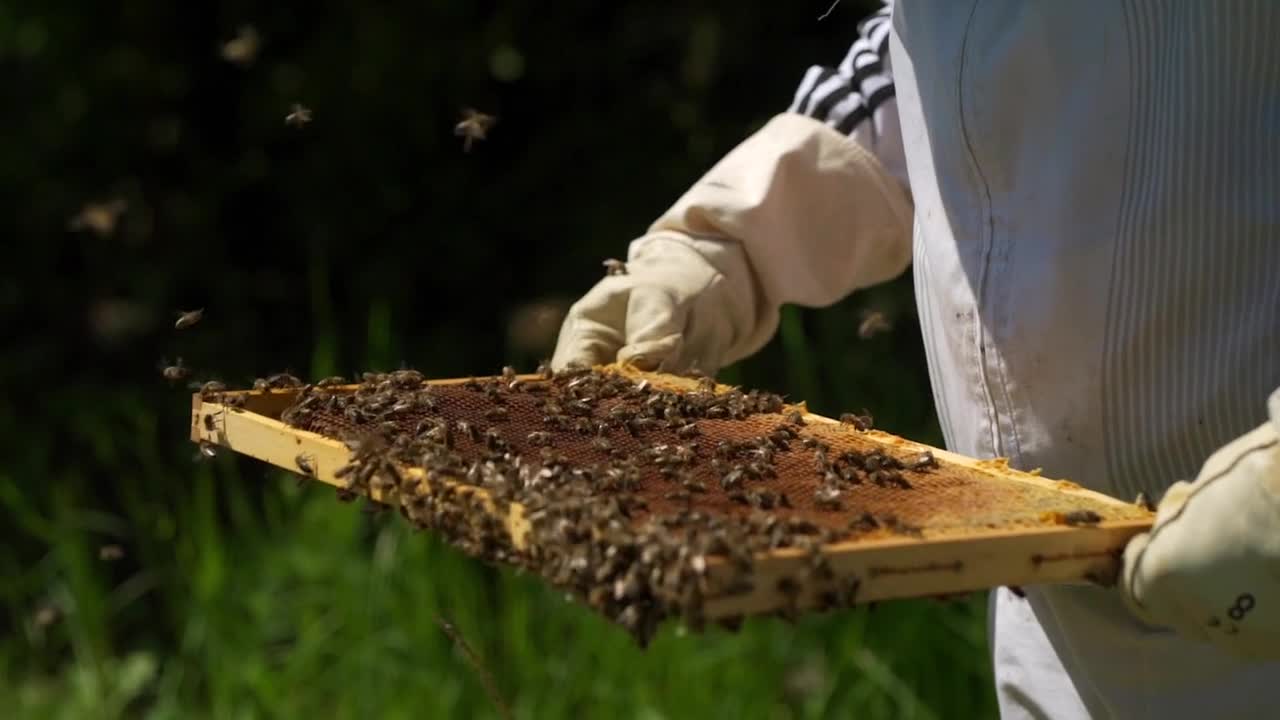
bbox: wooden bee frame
[190,369,1153,621]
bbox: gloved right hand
[550,231,773,375]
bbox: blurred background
[1,0,996,717]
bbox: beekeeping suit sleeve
[1122,387,1280,660]
[551,3,911,373]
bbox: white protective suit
[553,2,1280,717]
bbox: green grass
[2,464,995,719]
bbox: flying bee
[857,309,893,339]
[220,25,260,67]
[454,108,497,152]
[602,258,628,276]
[68,197,127,237]
[284,103,312,127]
[174,308,204,330]
[197,440,218,459]
[295,453,316,475]
[161,357,190,382]
[98,544,125,561]
[199,380,227,397]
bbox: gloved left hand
[1121,388,1280,660]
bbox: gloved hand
[550,232,772,374]
[551,113,914,374]
[1121,388,1280,660]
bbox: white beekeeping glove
[1122,387,1280,660]
[550,233,767,373]
[551,113,913,373]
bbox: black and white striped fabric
[787,1,907,189]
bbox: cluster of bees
[260,365,932,644]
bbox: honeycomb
[266,367,1148,645]
[286,371,1144,537]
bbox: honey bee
[98,544,125,561]
[483,428,506,450]
[909,451,937,471]
[675,423,700,439]
[199,380,228,397]
[456,420,481,443]
[203,413,217,432]
[664,489,692,505]
[174,308,204,330]
[784,410,806,426]
[197,440,218,458]
[484,406,509,422]
[455,108,497,152]
[285,103,313,127]
[316,376,347,387]
[162,358,190,382]
[839,411,873,431]
[267,373,303,388]
[718,467,745,490]
[681,477,707,493]
[1134,492,1154,511]
[526,431,553,446]
[857,309,892,339]
[814,485,843,510]
[295,453,316,476]
[1062,510,1102,526]
[220,25,260,67]
[602,258,628,276]
[68,197,128,237]
[32,604,61,628]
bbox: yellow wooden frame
[190,370,1152,619]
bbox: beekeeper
[551,1,1280,717]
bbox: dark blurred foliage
[0,0,970,715]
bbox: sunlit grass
[4,461,995,718]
